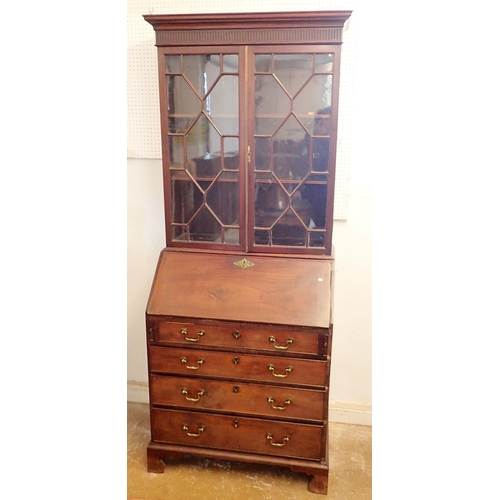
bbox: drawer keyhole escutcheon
[233,330,241,339]
[180,357,205,370]
[266,434,291,447]
[267,397,292,410]
[181,327,205,342]
[233,386,240,393]
[268,364,293,378]
[268,336,294,350]
[181,388,206,402]
[182,424,205,437]
[232,357,240,365]
[233,420,240,428]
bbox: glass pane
[171,176,203,225]
[272,115,308,181]
[166,55,181,73]
[183,54,220,97]
[254,137,271,171]
[255,181,288,228]
[274,54,314,98]
[255,54,271,72]
[206,172,239,226]
[252,52,334,249]
[255,74,290,109]
[191,206,221,241]
[222,54,239,73]
[271,210,307,247]
[294,75,333,134]
[205,75,239,135]
[167,75,200,132]
[167,53,240,246]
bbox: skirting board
[127,381,372,426]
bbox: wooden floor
[128,402,372,499]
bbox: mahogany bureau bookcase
[142,10,352,495]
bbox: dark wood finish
[150,407,324,460]
[151,317,322,357]
[146,249,333,327]
[148,345,328,388]
[150,374,326,422]
[143,11,352,495]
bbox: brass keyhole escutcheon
[233,330,241,339]
[233,386,240,393]
[233,357,240,365]
[233,420,240,428]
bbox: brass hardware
[233,386,240,393]
[233,257,255,269]
[181,327,205,342]
[268,336,294,350]
[233,420,240,428]
[181,388,206,402]
[182,424,205,437]
[232,357,240,365]
[267,397,292,411]
[268,364,293,378]
[180,357,205,370]
[233,330,241,339]
[247,145,251,164]
[266,434,290,447]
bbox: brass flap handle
[181,357,205,370]
[181,327,205,342]
[182,424,205,437]
[268,336,294,350]
[181,388,206,402]
[266,434,290,447]
[267,397,292,411]
[268,364,293,378]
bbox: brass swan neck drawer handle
[266,434,290,447]
[267,397,292,410]
[180,357,205,370]
[181,388,206,402]
[268,364,293,378]
[180,327,205,342]
[268,336,294,349]
[182,424,205,437]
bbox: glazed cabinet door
[158,47,246,249]
[248,46,341,254]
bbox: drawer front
[149,346,328,388]
[151,318,323,357]
[151,408,325,461]
[150,374,325,422]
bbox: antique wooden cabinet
[143,10,351,495]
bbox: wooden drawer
[151,407,325,461]
[150,374,325,422]
[148,346,328,388]
[149,317,325,357]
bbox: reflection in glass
[166,54,240,244]
[253,52,333,248]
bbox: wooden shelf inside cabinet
[143,9,351,496]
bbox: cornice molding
[144,11,352,46]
